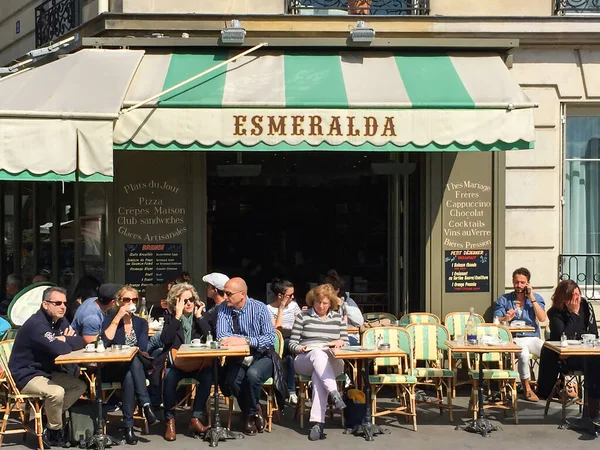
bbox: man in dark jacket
[9,286,86,445]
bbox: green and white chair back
[399,312,440,327]
[443,312,484,339]
[363,312,397,322]
[362,327,412,373]
[475,324,513,367]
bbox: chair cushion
[177,378,198,386]
[369,374,417,384]
[101,382,122,390]
[412,368,454,378]
[263,377,273,386]
[470,369,518,380]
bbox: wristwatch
[244,337,251,344]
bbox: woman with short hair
[289,283,348,441]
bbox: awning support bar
[121,42,268,115]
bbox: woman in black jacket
[101,285,157,445]
[161,282,212,441]
[538,280,600,420]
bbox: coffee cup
[85,343,95,352]
[129,304,137,313]
[191,338,202,345]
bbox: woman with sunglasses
[101,285,158,444]
[161,282,213,441]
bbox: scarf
[180,313,193,344]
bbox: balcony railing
[287,0,430,16]
[559,254,600,300]
[35,0,82,48]
[555,0,600,15]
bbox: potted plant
[348,0,372,15]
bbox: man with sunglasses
[72,283,122,344]
[217,277,276,436]
[9,287,86,446]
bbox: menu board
[124,243,183,293]
[445,249,490,293]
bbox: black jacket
[9,309,84,390]
[101,313,149,350]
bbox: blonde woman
[289,284,348,441]
[161,282,212,441]
[101,285,156,444]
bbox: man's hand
[220,336,247,347]
[63,327,76,337]
[525,283,536,301]
[55,336,66,342]
[175,297,185,320]
[505,309,516,321]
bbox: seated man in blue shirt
[72,284,121,343]
[493,267,547,402]
[217,277,275,436]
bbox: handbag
[168,347,209,373]
[136,351,154,374]
[359,318,392,334]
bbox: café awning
[0,49,144,181]
[115,50,535,152]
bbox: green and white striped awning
[115,50,535,152]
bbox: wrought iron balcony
[35,0,82,48]
[559,254,600,300]
[287,0,430,16]
[555,0,600,15]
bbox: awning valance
[115,50,535,151]
[0,49,144,181]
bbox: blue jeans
[285,355,296,394]
[224,356,273,415]
[103,356,151,427]
[163,366,213,420]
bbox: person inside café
[0,273,23,316]
[201,272,230,335]
[9,287,86,446]
[161,282,213,441]
[266,278,301,405]
[289,283,348,441]
[66,275,100,322]
[538,279,600,420]
[101,285,158,445]
[217,277,276,436]
[72,283,121,344]
[323,269,364,345]
[493,267,546,402]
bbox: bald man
[217,277,275,436]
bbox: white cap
[202,272,230,291]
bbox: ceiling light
[221,19,246,45]
[350,21,375,43]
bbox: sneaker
[308,423,325,441]
[330,390,346,410]
[288,393,298,406]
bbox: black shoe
[124,427,138,445]
[243,414,257,436]
[143,404,158,426]
[308,423,326,441]
[43,428,66,447]
[254,404,265,433]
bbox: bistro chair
[405,323,454,421]
[0,340,44,450]
[363,312,397,322]
[228,329,284,432]
[362,327,418,431]
[443,311,485,397]
[467,324,519,423]
[97,378,150,434]
[1,329,18,342]
[399,312,440,326]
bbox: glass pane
[37,184,54,279]
[20,183,34,283]
[79,184,107,284]
[59,183,75,289]
[566,116,600,159]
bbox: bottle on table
[206,331,213,344]
[138,297,149,320]
[466,307,477,345]
[560,332,568,347]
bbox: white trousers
[513,336,544,381]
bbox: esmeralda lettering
[233,114,398,138]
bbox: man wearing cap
[72,283,121,344]
[9,287,86,446]
[200,272,229,336]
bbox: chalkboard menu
[124,243,183,293]
[445,249,490,293]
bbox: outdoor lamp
[350,21,375,43]
[221,19,246,44]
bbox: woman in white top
[267,278,301,405]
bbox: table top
[544,341,600,356]
[333,347,406,359]
[445,340,522,353]
[175,344,250,358]
[55,346,138,365]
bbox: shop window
[563,111,600,297]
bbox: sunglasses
[44,300,67,307]
[224,290,242,298]
[122,297,139,304]
[183,298,194,305]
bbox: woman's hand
[194,302,205,318]
[301,345,309,353]
[330,339,345,349]
[567,296,580,314]
[175,296,185,319]
[116,304,130,320]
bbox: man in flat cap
[72,283,122,344]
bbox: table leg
[462,351,499,437]
[565,355,599,437]
[345,358,390,441]
[204,358,244,447]
[85,365,122,449]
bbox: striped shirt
[267,301,301,329]
[216,297,275,351]
[289,308,348,354]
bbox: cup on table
[582,334,595,347]
[191,338,202,346]
[112,344,122,351]
[85,343,95,352]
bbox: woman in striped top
[289,284,348,441]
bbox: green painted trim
[78,172,113,182]
[284,52,348,108]
[159,52,229,107]
[114,140,534,152]
[0,170,75,181]
[394,54,475,109]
